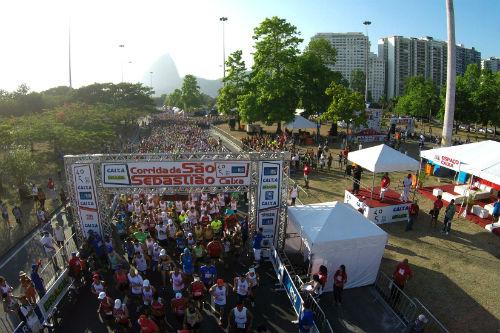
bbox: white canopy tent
[284,115,317,130]
[347,144,420,198]
[420,140,500,185]
[286,202,388,290]
[348,144,420,173]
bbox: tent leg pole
[371,172,375,199]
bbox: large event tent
[284,115,317,130]
[348,144,420,173]
[420,140,500,186]
[347,144,420,197]
[286,202,388,290]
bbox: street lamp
[219,17,228,80]
[149,71,153,88]
[363,21,371,104]
[118,44,125,82]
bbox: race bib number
[237,323,245,329]
[398,268,405,276]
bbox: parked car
[478,128,486,134]
[459,124,467,130]
[487,128,494,134]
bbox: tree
[1,146,37,189]
[442,0,456,146]
[296,38,345,118]
[217,50,248,116]
[471,69,499,133]
[439,64,480,127]
[181,75,202,111]
[395,76,439,119]
[321,82,366,135]
[350,69,366,95]
[239,17,302,132]
[73,82,155,110]
[165,89,182,107]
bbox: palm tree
[442,0,456,146]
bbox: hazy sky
[1,0,499,92]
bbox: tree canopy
[395,76,439,119]
[321,82,366,133]
[238,17,303,131]
[217,50,248,115]
[181,75,202,111]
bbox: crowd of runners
[67,116,267,333]
[133,116,227,154]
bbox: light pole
[219,17,228,79]
[363,20,371,104]
[442,0,456,147]
[68,21,72,88]
[149,71,153,88]
[118,44,125,82]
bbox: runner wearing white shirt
[127,268,144,298]
[175,200,183,214]
[210,279,228,325]
[156,221,168,247]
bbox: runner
[183,301,203,333]
[246,267,259,307]
[189,275,207,309]
[171,292,188,324]
[233,273,249,304]
[228,301,253,333]
[170,266,185,294]
[210,278,229,325]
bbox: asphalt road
[54,258,297,333]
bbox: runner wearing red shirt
[207,239,222,260]
[333,265,347,305]
[391,259,413,306]
[68,252,85,285]
[380,173,390,202]
[171,292,188,323]
[189,275,207,309]
[430,195,443,228]
[303,164,311,189]
[137,314,160,333]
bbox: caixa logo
[393,206,408,212]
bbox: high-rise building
[482,57,500,73]
[311,32,368,85]
[378,36,481,99]
[368,52,385,102]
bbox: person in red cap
[91,274,105,297]
[137,314,159,333]
[210,278,228,325]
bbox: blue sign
[13,322,30,333]
[282,269,302,315]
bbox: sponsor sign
[282,268,303,315]
[355,134,387,143]
[438,155,460,170]
[72,164,102,237]
[257,161,282,247]
[258,209,279,247]
[37,269,71,321]
[101,161,251,187]
[344,190,410,224]
[258,161,281,209]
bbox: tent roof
[420,140,500,184]
[347,144,419,173]
[287,201,387,245]
[284,115,317,130]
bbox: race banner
[257,161,283,246]
[101,161,251,188]
[72,164,102,237]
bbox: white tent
[348,144,420,173]
[284,115,317,130]
[420,140,500,185]
[286,202,388,290]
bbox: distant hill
[143,54,222,97]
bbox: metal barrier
[374,271,449,333]
[412,298,449,333]
[292,274,334,333]
[374,271,417,325]
[269,247,334,333]
[39,233,78,290]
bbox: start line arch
[64,151,290,249]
